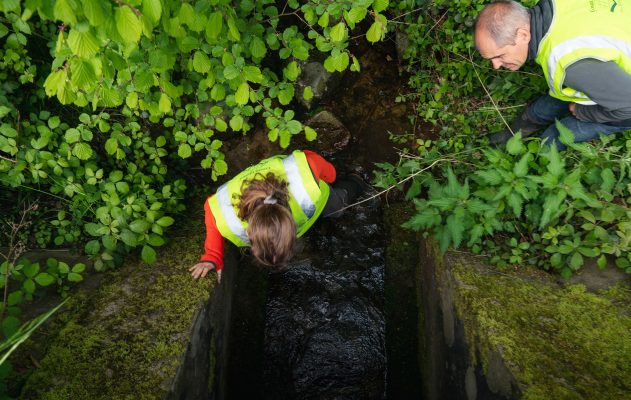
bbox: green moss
[20,220,215,400]
[446,252,631,400]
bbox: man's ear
[516,26,531,44]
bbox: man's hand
[190,262,216,280]
[569,102,577,117]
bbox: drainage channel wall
[416,229,631,400]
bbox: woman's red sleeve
[304,150,336,183]
[200,199,225,271]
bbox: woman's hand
[190,262,217,280]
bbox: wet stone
[295,61,343,110]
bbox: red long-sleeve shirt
[200,150,336,270]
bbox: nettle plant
[376,125,631,277]
[0,0,391,268]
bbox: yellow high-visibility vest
[208,150,330,247]
[535,0,631,104]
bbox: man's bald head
[475,1,530,48]
[475,1,531,70]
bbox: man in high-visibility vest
[474,0,631,149]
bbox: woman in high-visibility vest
[190,150,367,281]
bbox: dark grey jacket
[528,0,631,125]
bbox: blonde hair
[475,1,530,47]
[238,173,296,267]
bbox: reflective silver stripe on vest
[283,154,316,217]
[217,183,250,244]
[546,35,631,98]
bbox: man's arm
[565,59,631,124]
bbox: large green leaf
[73,143,93,160]
[141,245,157,264]
[143,0,162,24]
[82,0,105,26]
[70,58,96,88]
[115,6,142,43]
[54,0,77,25]
[329,22,347,42]
[205,12,223,42]
[235,82,250,105]
[193,51,211,74]
[67,29,100,58]
[250,36,266,59]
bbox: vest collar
[528,0,554,62]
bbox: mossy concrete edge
[421,238,631,400]
[19,221,216,400]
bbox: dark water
[262,198,385,400]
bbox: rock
[295,60,343,110]
[301,110,351,153]
[396,30,410,62]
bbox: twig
[468,53,513,133]
[324,158,450,216]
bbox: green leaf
[54,0,77,25]
[68,272,83,282]
[205,12,223,42]
[178,143,192,158]
[156,216,174,227]
[506,132,524,155]
[569,252,583,270]
[193,51,211,74]
[600,168,615,193]
[303,86,314,100]
[158,93,171,113]
[85,240,100,254]
[283,61,300,81]
[227,16,240,41]
[347,7,367,24]
[213,159,228,175]
[597,255,607,269]
[115,6,142,43]
[119,229,137,246]
[318,12,329,27]
[23,262,39,278]
[235,82,250,105]
[507,192,523,217]
[67,29,100,58]
[147,234,166,247]
[546,144,564,177]
[2,316,20,338]
[35,273,55,286]
[141,245,157,264]
[129,219,150,233]
[230,115,244,131]
[243,66,263,83]
[73,143,93,160]
[143,0,162,24]
[365,18,386,43]
[126,92,138,109]
[372,0,389,13]
[70,58,96,88]
[104,138,118,155]
[64,128,80,144]
[329,22,347,42]
[250,36,267,59]
[556,120,575,146]
[513,153,530,177]
[7,291,23,306]
[304,126,317,141]
[82,0,105,26]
